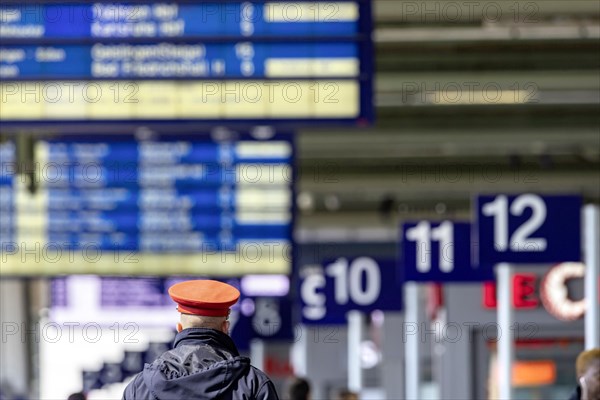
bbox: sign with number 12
[476,194,581,264]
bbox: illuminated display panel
[0,80,359,120]
[0,131,294,275]
[0,141,15,251]
[0,1,373,125]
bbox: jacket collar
[173,327,240,356]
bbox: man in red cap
[122,279,279,400]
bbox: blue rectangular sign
[2,42,358,80]
[0,141,15,250]
[475,194,582,264]
[2,131,295,275]
[299,257,402,325]
[401,221,494,282]
[0,2,359,39]
[231,296,295,351]
[0,0,374,126]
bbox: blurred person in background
[569,348,600,400]
[287,377,311,400]
[336,388,359,400]
[122,280,279,400]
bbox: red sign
[483,273,539,309]
[482,263,595,321]
[264,356,294,377]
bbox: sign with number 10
[300,257,401,325]
[476,194,582,264]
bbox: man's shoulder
[247,366,279,400]
[250,365,272,380]
[122,371,149,400]
[567,385,581,400]
[236,364,275,391]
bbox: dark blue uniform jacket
[122,328,279,400]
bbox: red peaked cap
[168,280,240,317]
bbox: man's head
[288,377,311,400]
[179,313,230,334]
[576,348,600,400]
[168,280,240,335]
[337,389,359,400]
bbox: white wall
[0,279,28,396]
[39,324,174,399]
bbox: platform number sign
[405,221,454,273]
[476,194,582,264]
[326,257,382,306]
[230,296,294,351]
[402,221,493,282]
[300,258,401,324]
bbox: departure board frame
[0,129,296,276]
[0,0,374,128]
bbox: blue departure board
[1,131,294,275]
[0,3,359,39]
[0,1,373,125]
[0,141,15,250]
